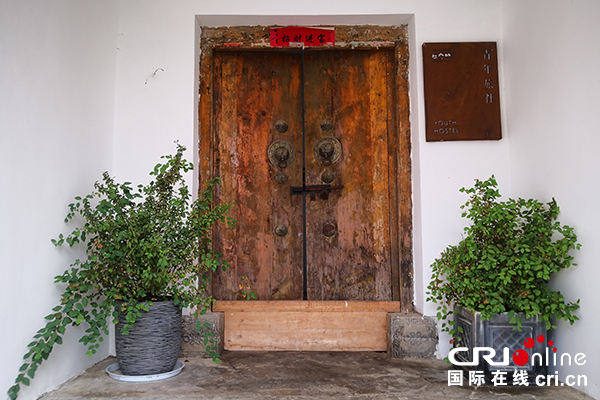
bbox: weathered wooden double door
[212,49,400,302]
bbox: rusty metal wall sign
[423,42,502,142]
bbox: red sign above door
[270,27,335,47]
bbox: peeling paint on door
[200,25,413,310]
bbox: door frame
[198,25,414,312]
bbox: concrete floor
[40,352,594,400]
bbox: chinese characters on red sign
[270,27,335,47]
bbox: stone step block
[387,313,438,359]
[180,312,224,358]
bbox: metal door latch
[290,184,344,200]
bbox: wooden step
[212,300,400,351]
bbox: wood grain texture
[304,50,396,301]
[199,26,413,309]
[224,330,388,351]
[214,300,400,313]
[212,51,303,300]
[395,40,414,312]
[214,301,399,351]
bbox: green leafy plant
[427,175,580,338]
[8,143,235,400]
[239,275,257,300]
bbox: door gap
[301,51,308,300]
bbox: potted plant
[427,176,580,382]
[8,143,235,400]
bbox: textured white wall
[0,1,118,399]
[502,1,600,397]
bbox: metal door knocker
[275,120,289,133]
[274,224,288,237]
[321,119,334,132]
[268,140,296,169]
[275,172,288,184]
[322,222,337,238]
[314,137,341,166]
[321,170,335,184]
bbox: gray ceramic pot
[115,300,182,376]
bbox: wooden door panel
[213,51,304,300]
[304,50,396,301]
[213,300,401,351]
[213,49,397,302]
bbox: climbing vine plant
[8,143,236,399]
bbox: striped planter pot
[115,300,182,376]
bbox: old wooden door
[212,49,399,303]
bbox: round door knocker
[268,140,296,169]
[275,120,289,133]
[321,170,335,184]
[320,119,334,132]
[274,224,288,237]
[314,137,342,166]
[322,222,337,238]
[274,172,288,184]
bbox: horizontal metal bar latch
[290,184,344,195]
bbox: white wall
[502,1,600,397]
[0,1,118,399]
[5,0,598,398]
[113,4,598,394]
